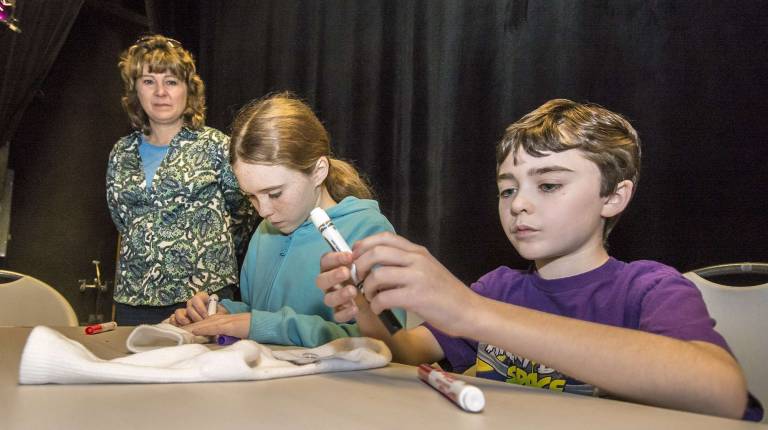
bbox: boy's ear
[311,156,330,186]
[601,180,634,218]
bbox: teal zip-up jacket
[219,196,404,347]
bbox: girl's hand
[169,291,229,326]
[182,312,250,339]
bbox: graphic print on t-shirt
[476,343,596,396]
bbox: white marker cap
[309,207,330,228]
[459,385,486,412]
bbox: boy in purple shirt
[316,99,758,420]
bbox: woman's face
[233,161,325,234]
[136,64,188,130]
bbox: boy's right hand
[169,291,229,326]
[318,232,478,338]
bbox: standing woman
[107,35,256,325]
[170,92,404,347]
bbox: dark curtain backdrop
[150,1,767,283]
[2,1,765,322]
[4,2,148,322]
[0,0,84,149]
[148,0,768,281]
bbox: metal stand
[79,260,108,323]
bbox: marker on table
[84,321,117,335]
[309,207,403,335]
[417,364,485,413]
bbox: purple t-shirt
[426,258,764,420]
[426,258,728,394]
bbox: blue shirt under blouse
[138,135,169,189]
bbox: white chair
[0,270,78,327]
[684,263,768,421]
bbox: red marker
[418,364,485,412]
[84,321,117,335]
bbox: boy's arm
[465,296,746,419]
[336,232,747,420]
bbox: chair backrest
[684,263,768,421]
[0,270,78,327]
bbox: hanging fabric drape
[144,0,768,280]
[0,0,84,149]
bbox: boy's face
[496,149,609,266]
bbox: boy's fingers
[369,286,407,315]
[352,231,421,256]
[361,265,413,304]
[353,245,420,280]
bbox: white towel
[19,326,391,384]
[125,323,210,353]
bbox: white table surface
[0,326,762,430]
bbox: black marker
[310,207,403,334]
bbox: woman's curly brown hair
[118,35,206,134]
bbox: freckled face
[233,161,322,234]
